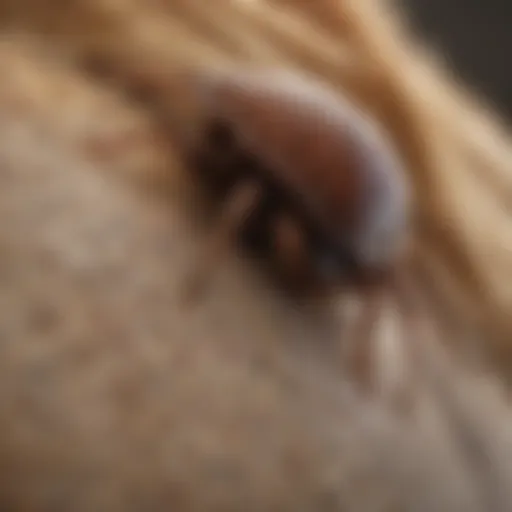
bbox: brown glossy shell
[193,68,410,271]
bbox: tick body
[185,67,410,296]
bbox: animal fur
[0,0,510,510]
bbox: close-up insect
[4,0,512,510]
[181,67,412,307]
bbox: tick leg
[350,272,420,410]
[343,285,386,395]
[384,266,438,412]
[272,211,312,290]
[179,179,262,306]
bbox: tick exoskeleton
[181,66,411,303]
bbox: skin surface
[0,0,510,511]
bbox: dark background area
[400,0,512,121]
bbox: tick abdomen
[193,67,410,276]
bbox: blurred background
[403,0,512,120]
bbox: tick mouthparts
[314,244,360,283]
[316,253,344,281]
